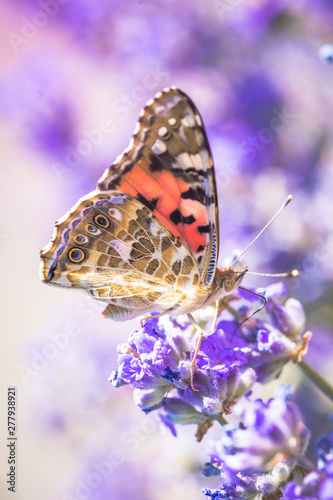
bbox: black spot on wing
[181,187,206,204]
[150,197,159,210]
[136,192,159,211]
[198,223,211,233]
[103,177,121,190]
[196,245,205,253]
[98,160,135,191]
[148,154,164,173]
[170,209,196,225]
[170,166,213,177]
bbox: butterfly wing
[40,191,201,321]
[98,87,219,287]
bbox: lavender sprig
[109,283,333,498]
[110,283,313,421]
[202,389,310,499]
[283,428,333,499]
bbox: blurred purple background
[1,1,333,498]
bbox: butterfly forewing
[97,87,219,287]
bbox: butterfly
[40,87,248,388]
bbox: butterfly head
[215,265,248,295]
[214,251,248,295]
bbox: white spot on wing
[109,208,122,221]
[181,114,196,128]
[167,95,182,108]
[176,152,193,170]
[152,139,167,154]
[112,240,130,256]
[155,105,165,114]
[177,152,203,170]
[195,113,203,126]
[158,126,168,137]
[168,117,177,126]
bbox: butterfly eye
[224,278,235,293]
[94,214,109,228]
[68,248,85,263]
[74,234,87,245]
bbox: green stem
[298,360,333,403]
[214,413,228,426]
[298,456,318,473]
[224,304,240,320]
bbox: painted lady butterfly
[40,87,248,386]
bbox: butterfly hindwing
[97,87,219,287]
[40,191,201,321]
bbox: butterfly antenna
[246,269,299,278]
[231,286,267,337]
[229,195,293,269]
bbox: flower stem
[224,304,240,320]
[298,360,333,402]
[214,413,228,426]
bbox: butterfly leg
[187,313,205,392]
[211,299,225,333]
[140,311,170,329]
[211,295,240,332]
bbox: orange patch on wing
[116,159,208,253]
[117,160,183,233]
[182,199,208,254]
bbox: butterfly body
[40,87,246,323]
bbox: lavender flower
[110,283,310,441]
[283,429,333,500]
[203,392,310,499]
[110,318,256,423]
[230,283,311,383]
